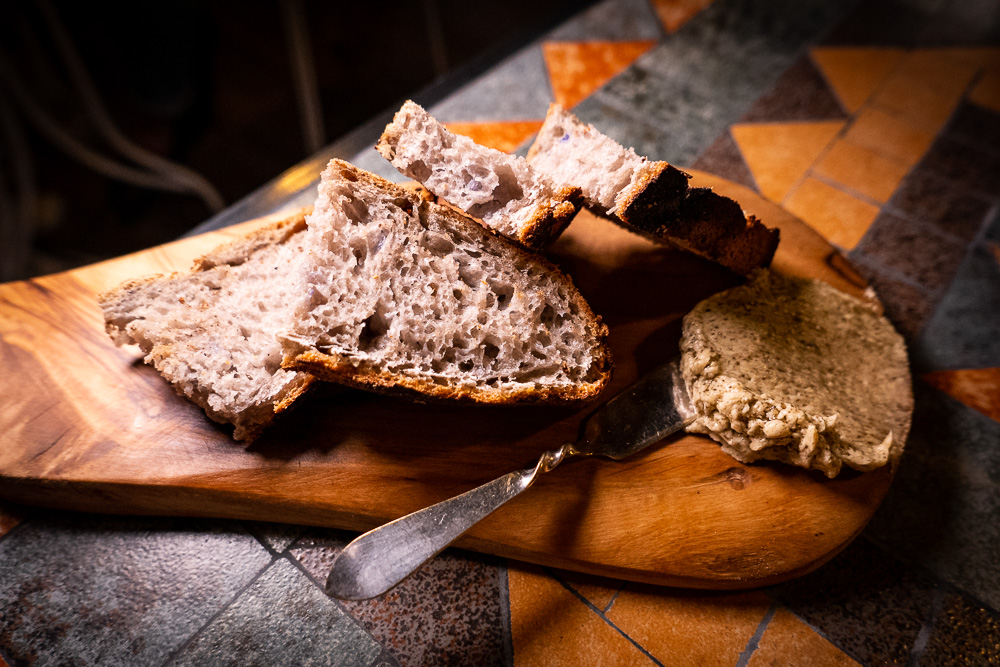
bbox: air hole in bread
[410,159,431,182]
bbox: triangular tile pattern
[724,47,1000,251]
[542,40,656,109]
[690,130,758,192]
[923,367,1000,423]
[741,55,848,123]
[731,121,844,203]
[444,121,544,153]
[811,47,906,113]
[649,0,715,34]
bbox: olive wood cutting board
[0,171,896,589]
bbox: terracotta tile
[691,130,758,192]
[543,41,656,110]
[894,49,984,101]
[852,210,967,292]
[0,503,25,538]
[813,140,911,203]
[507,562,651,666]
[922,367,1000,423]
[291,530,507,667]
[842,106,936,165]
[772,538,938,666]
[731,121,844,203]
[650,0,714,34]
[870,71,965,133]
[444,120,544,154]
[810,47,906,113]
[783,177,880,250]
[549,568,624,612]
[748,608,860,667]
[969,63,1000,114]
[741,55,848,123]
[605,585,771,666]
[920,593,1000,664]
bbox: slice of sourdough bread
[527,104,779,275]
[280,160,612,403]
[375,100,582,251]
[99,211,316,441]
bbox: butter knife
[326,357,697,600]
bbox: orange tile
[605,585,771,666]
[810,47,906,113]
[551,568,624,611]
[543,41,656,109]
[923,367,1000,423]
[508,562,651,666]
[842,106,936,165]
[731,121,844,203]
[813,140,911,203]
[893,49,982,100]
[443,120,544,153]
[969,68,1000,114]
[650,0,715,34]
[783,177,881,250]
[989,241,1000,266]
[0,502,24,537]
[869,50,979,133]
[749,608,860,667]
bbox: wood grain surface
[0,171,897,589]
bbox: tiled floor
[3,0,1000,665]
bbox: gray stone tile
[291,529,508,667]
[170,558,381,667]
[914,241,1000,369]
[770,537,938,666]
[0,513,271,667]
[545,0,663,41]
[920,592,1000,664]
[865,383,1000,610]
[429,44,553,122]
[246,521,309,554]
[852,211,967,296]
[588,0,855,166]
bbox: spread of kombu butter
[680,270,913,478]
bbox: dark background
[0,0,589,281]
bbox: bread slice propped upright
[527,104,780,275]
[280,160,612,404]
[99,212,317,441]
[376,100,582,251]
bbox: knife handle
[326,445,571,600]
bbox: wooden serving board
[0,171,893,589]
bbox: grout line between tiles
[284,551,397,661]
[158,552,279,666]
[734,602,777,667]
[545,568,664,666]
[499,560,515,667]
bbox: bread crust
[528,104,780,275]
[283,160,613,404]
[99,209,316,441]
[376,101,582,251]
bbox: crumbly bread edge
[283,160,613,404]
